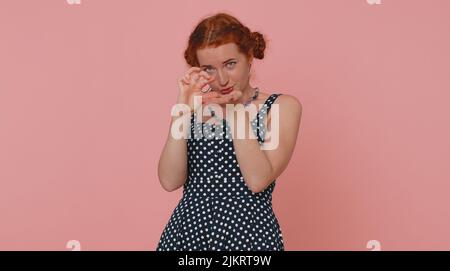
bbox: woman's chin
[228,90,243,101]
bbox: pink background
[1,0,449,251]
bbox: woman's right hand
[177,67,217,112]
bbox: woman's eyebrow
[201,58,236,67]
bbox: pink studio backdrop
[1,0,449,251]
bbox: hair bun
[251,31,266,59]
[184,13,268,66]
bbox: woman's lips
[220,86,234,94]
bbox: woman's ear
[248,55,254,68]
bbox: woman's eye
[226,62,236,68]
[204,67,214,74]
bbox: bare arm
[157,67,216,192]
[157,113,190,192]
[230,94,302,193]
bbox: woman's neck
[237,84,256,104]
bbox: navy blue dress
[156,93,284,251]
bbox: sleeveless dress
[156,93,284,251]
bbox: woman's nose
[216,70,229,86]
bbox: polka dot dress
[156,94,284,251]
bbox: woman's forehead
[197,43,242,65]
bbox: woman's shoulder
[272,93,302,114]
[258,91,301,105]
[261,92,302,124]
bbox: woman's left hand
[202,89,243,106]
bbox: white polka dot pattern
[156,94,284,251]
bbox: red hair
[184,12,266,67]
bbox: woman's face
[196,42,252,99]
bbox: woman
[157,12,302,251]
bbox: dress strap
[251,93,283,143]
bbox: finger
[195,77,209,90]
[202,76,216,84]
[191,73,200,82]
[195,76,215,91]
[202,91,221,99]
[230,90,243,101]
[205,95,233,105]
[206,76,216,84]
[196,72,214,84]
[183,67,203,84]
[206,91,238,103]
[181,76,190,85]
[186,67,202,77]
[189,68,213,82]
[203,98,223,107]
[198,70,212,80]
[201,93,221,104]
